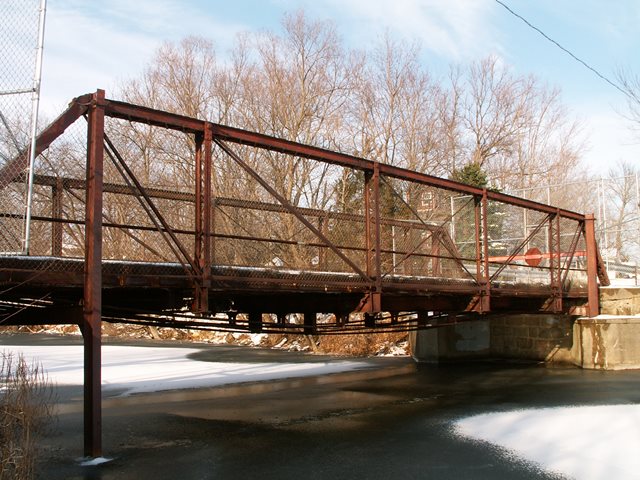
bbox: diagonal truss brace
[0,94,92,189]
[378,176,475,281]
[489,212,552,282]
[102,131,199,278]
[214,139,373,283]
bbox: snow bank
[1,344,370,396]
[454,404,640,479]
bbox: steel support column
[303,312,317,335]
[584,214,600,317]
[481,192,490,311]
[248,312,262,333]
[82,89,105,458]
[364,163,382,312]
[194,124,213,313]
[471,193,490,312]
[548,211,562,312]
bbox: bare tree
[348,34,444,174]
[436,66,466,176]
[102,11,590,268]
[605,160,639,261]
[462,56,585,193]
[617,68,640,138]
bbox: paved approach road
[3,334,640,480]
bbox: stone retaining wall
[411,288,640,368]
[600,287,640,315]
[490,314,574,363]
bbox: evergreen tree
[450,162,488,188]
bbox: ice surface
[2,344,370,396]
[79,456,112,466]
[454,404,640,480]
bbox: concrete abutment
[410,287,640,370]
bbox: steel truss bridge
[0,90,609,456]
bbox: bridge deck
[1,254,589,325]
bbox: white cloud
[38,0,499,117]
[41,6,156,113]
[280,0,498,60]
[39,0,247,115]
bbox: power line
[494,0,640,105]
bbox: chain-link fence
[509,174,640,284]
[0,0,46,254]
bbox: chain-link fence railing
[0,0,46,254]
[509,174,640,284]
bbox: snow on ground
[454,404,640,480]
[79,457,112,466]
[1,344,370,396]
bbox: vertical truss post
[474,197,482,282]
[471,191,490,312]
[194,133,202,267]
[430,230,441,275]
[548,211,562,312]
[194,124,212,313]
[51,177,63,256]
[373,164,382,298]
[364,163,382,312]
[584,214,600,317]
[318,216,327,270]
[211,197,217,267]
[364,171,372,278]
[482,191,490,292]
[82,89,105,458]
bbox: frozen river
[2,333,640,480]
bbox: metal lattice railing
[509,175,640,276]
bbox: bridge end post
[83,89,105,458]
[193,123,212,314]
[584,214,600,318]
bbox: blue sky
[38,0,640,175]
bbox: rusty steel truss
[0,90,609,456]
